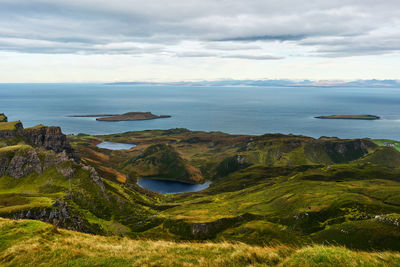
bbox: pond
[97,142,136,150]
[137,178,211,194]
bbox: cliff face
[0,121,23,138]
[23,126,76,158]
[0,147,72,178]
[7,199,95,233]
[319,139,372,163]
[0,117,77,161]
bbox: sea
[1,83,400,140]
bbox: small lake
[97,142,136,150]
[137,178,211,194]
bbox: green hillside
[1,218,400,267]
[3,116,400,265]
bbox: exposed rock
[23,126,78,160]
[7,149,42,178]
[5,199,94,233]
[42,150,70,169]
[89,167,105,192]
[80,165,105,192]
[321,139,372,163]
[0,147,74,179]
[57,166,75,179]
[0,121,24,138]
[0,116,78,162]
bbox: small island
[70,112,171,121]
[315,115,380,120]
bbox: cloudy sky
[0,0,399,82]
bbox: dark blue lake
[1,83,400,139]
[97,142,136,150]
[137,178,211,194]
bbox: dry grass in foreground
[1,218,400,267]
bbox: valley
[2,113,400,265]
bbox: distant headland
[315,115,380,120]
[69,112,171,121]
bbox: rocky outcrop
[23,126,77,160]
[82,165,105,192]
[3,199,95,233]
[7,149,42,178]
[320,139,373,163]
[0,114,77,161]
[0,148,73,179]
[0,121,24,139]
[56,166,75,179]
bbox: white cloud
[0,0,399,81]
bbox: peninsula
[315,114,380,120]
[69,112,171,121]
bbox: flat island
[315,114,380,120]
[70,112,171,121]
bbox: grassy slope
[0,145,160,236]
[0,121,21,131]
[4,129,400,253]
[2,218,400,267]
[374,139,400,152]
[64,130,400,250]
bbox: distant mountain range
[107,79,400,88]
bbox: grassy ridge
[0,121,22,131]
[1,218,400,267]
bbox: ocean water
[1,83,400,139]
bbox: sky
[0,0,399,82]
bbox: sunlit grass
[2,218,400,267]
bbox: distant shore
[315,115,380,120]
[68,114,118,118]
[69,112,171,121]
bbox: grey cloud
[301,32,400,57]
[0,37,165,55]
[0,0,399,57]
